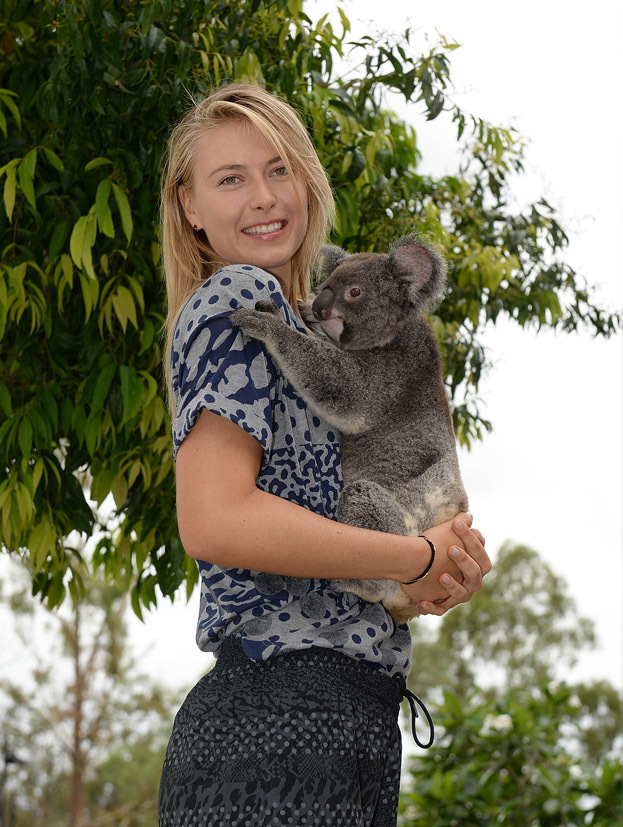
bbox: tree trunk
[70,604,84,827]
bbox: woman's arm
[176,409,490,610]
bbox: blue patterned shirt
[171,264,411,677]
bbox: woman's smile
[242,220,287,236]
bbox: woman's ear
[178,184,199,229]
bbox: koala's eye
[348,287,362,299]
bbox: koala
[230,235,468,622]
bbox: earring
[193,224,198,232]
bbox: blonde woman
[158,83,490,826]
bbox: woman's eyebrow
[208,157,283,179]
[208,163,244,179]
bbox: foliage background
[1,0,621,823]
[2,544,620,825]
[0,0,618,617]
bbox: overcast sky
[123,0,623,692]
[323,0,623,688]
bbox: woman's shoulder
[179,265,285,324]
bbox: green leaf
[60,472,94,534]
[126,275,145,312]
[29,518,55,570]
[90,362,117,416]
[81,208,98,278]
[138,317,155,355]
[18,150,37,208]
[69,216,88,268]
[46,572,66,609]
[24,147,37,178]
[49,218,72,262]
[60,253,74,290]
[40,390,58,427]
[131,583,144,620]
[91,467,114,506]
[84,156,112,171]
[18,417,33,457]
[3,163,16,220]
[0,89,21,129]
[43,147,64,171]
[112,182,133,243]
[112,472,128,508]
[60,396,73,432]
[32,457,44,491]
[78,270,99,319]
[84,415,99,455]
[112,285,138,330]
[95,178,114,237]
[119,365,143,423]
[0,382,12,416]
[140,370,158,407]
[346,147,367,181]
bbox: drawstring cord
[393,673,435,749]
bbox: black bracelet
[402,535,436,584]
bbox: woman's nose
[250,179,276,210]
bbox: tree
[405,543,620,764]
[399,544,622,826]
[398,685,623,827]
[0,0,618,609]
[428,542,596,692]
[0,558,181,826]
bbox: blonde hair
[161,83,336,415]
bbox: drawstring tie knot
[393,673,434,749]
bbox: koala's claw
[230,304,280,341]
[254,299,280,315]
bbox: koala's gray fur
[230,235,468,622]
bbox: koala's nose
[312,288,335,320]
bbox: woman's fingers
[418,515,491,616]
[452,514,492,576]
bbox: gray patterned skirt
[158,639,404,826]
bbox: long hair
[160,83,335,415]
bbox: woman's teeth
[243,222,284,235]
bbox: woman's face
[178,119,309,292]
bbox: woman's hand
[401,513,491,616]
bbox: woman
[158,83,490,826]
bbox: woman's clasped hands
[401,513,491,616]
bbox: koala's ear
[390,235,447,307]
[320,245,349,278]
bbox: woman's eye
[220,175,240,186]
[271,166,288,177]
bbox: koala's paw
[332,578,420,623]
[296,297,316,325]
[332,578,387,604]
[385,583,421,624]
[230,303,280,340]
[254,299,281,316]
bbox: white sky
[2,2,620,700]
[321,0,623,688]
[127,0,623,692]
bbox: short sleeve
[170,265,292,462]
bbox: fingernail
[450,547,461,559]
[454,520,464,530]
[441,574,452,585]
